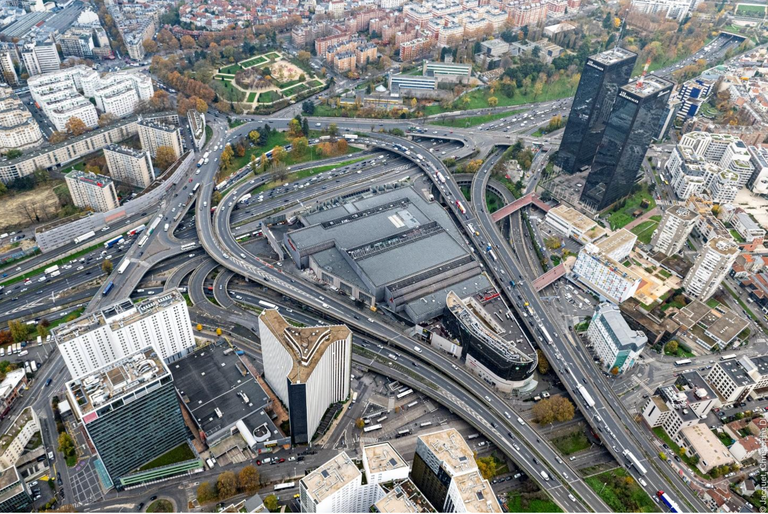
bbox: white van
[517,417,525,426]
[413,346,422,353]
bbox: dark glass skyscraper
[558,48,637,174]
[580,75,674,211]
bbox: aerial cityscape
[0,0,766,510]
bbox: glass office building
[558,48,637,174]
[580,75,674,211]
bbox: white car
[77,265,85,271]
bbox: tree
[410,97,418,110]
[544,236,561,250]
[271,146,286,166]
[238,465,260,493]
[302,117,309,137]
[196,482,217,503]
[58,432,76,459]
[180,35,196,50]
[532,80,544,100]
[250,154,259,174]
[196,324,203,331]
[65,117,87,136]
[665,340,679,354]
[302,100,315,115]
[195,98,208,113]
[217,471,237,500]
[328,123,338,137]
[216,327,223,336]
[263,494,279,512]
[355,418,365,429]
[488,96,498,107]
[219,145,234,169]
[8,320,27,343]
[475,455,497,480]
[97,113,117,128]
[155,146,178,171]
[297,50,311,63]
[532,396,575,425]
[37,323,50,341]
[143,39,158,54]
[336,138,348,154]
[234,143,245,158]
[150,90,174,111]
[248,130,261,145]
[101,259,113,274]
[291,137,309,158]
[537,349,549,374]
[49,131,68,144]
[288,119,303,139]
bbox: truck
[343,134,358,141]
[128,224,146,236]
[623,449,647,475]
[163,223,170,232]
[197,158,204,168]
[117,260,130,274]
[203,151,210,159]
[104,236,123,249]
[657,491,680,513]
[102,281,114,296]
[351,392,358,404]
[239,193,252,203]
[74,231,96,245]
[577,385,596,408]
[44,265,59,276]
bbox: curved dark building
[444,291,536,392]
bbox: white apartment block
[411,428,501,513]
[0,407,39,468]
[0,88,43,151]
[630,0,702,21]
[595,229,636,263]
[682,237,739,301]
[363,443,409,485]
[747,146,768,195]
[258,309,351,445]
[667,142,743,203]
[52,289,195,380]
[21,40,60,76]
[104,144,154,188]
[300,452,385,513]
[65,170,119,212]
[719,140,754,188]
[642,373,719,439]
[544,204,606,244]
[651,206,699,256]
[706,356,768,404]
[28,66,152,130]
[587,303,647,374]
[731,210,765,242]
[137,119,183,159]
[572,244,642,304]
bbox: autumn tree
[196,323,203,331]
[98,113,117,128]
[288,119,303,139]
[271,145,286,166]
[220,145,234,169]
[297,50,311,63]
[101,259,113,274]
[196,482,217,503]
[291,137,308,158]
[149,90,174,111]
[355,418,365,429]
[49,131,68,144]
[180,35,197,50]
[475,455,497,480]
[8,320,28,343]
[142,39,158,54]
[65,117,87,136]
[237,465,260,493]
[217,471,237,500]
[327,122,339,137]
[532,396,575,425]
[234,143,245,158]
[488,96,498,107]
[249,130,260,145]
[58,432,76,460]
[37,323,50,340]
[665,340,679,354]
[155,146,178,171]
[537,349,550,375]
[263,494,279,512]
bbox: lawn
[308,79,323,87]
[266,52,280,59]
[631,219,659,245]
[147,499,174,513]
[736,3,766,15]
[241,55,268,68]
[430,109,524,128]
[552,429,591,455]
[246,92,257,102]
[282,83,308,96]
[258,91,274,104]
[506,491,563,513]
[604,185,657,230]
[585,468,658,512]
[424,75,577,116]
[664,344,695,358]
[729,229,745,243]
[706,298,721,308]
[219,63,242,75]
[138,443,196,471]
[486,190,503,213]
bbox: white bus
[720,354,736,361]
[363,424,382,433]
[274,482,295,491]
[259,300,277,309]
[396,389,413,399]
[117,260,130,274]
[181,242,196,251]
[419,422,433,428]
[674,359,692,367]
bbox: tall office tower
[0,45,18,86]
[104,144,155,188]
[65,347,188,487]
[137,119,183,159]
[21,40,60,76]
[258,310,351,444]
[682,237,740,301]
[586,302,647,374]
[410,428,501,513]
[557,48,637,174]
[0,466,31,512]
[580,74,674,211]
[65,170,119,212]
[53,290,195,379]
[651,206,699,256]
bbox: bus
[436,172,446,184]
[674,359,692,367]
[259,300,277,309]
[274,482,295,492]
[419,422,433,428]
[363,424,382,433]
[720,354,736,361]
[181,242,196,251]
[192,183,200,193]
[44,265,59,275]
[406,401,418,408]
[138,235,149,247]
[577,385,596,408]
[117,260,130,274]
[396,389,413,399]
[398,429,411,436]
[104,236,123,248]
[467,434,480,440]
[376,415,388,423]
[216,180,228,191]
[102,281,114,296]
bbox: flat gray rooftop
[403,273,490,321]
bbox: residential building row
[0,87,44,152]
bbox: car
[136,503,144,511]
[256,459,262,465]
[279,457,286,463]
[150,496,157,502]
